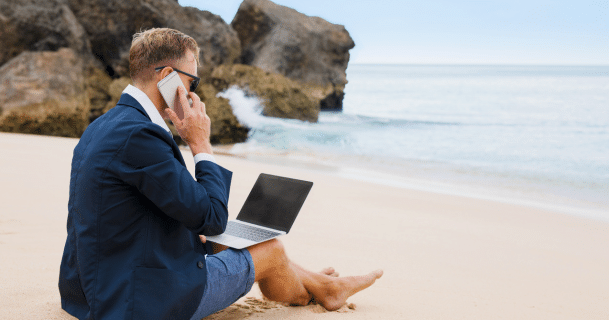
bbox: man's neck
[135,82,167,120]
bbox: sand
[1,132,608,319]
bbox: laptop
[206,173,313,249]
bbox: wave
[217,87,313,130]
[218,86,461,131]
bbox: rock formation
[0,0,241,77]
[211,64,319,122]
[0,48,86,112]
[0,48,88,137]
[67,0,241,77]
[0,0,245,142]
[231,0,355,110]
[0,0,91,67]
[0,0,356,142]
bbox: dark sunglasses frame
[155,66,200,92]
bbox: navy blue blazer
[59,93,232,319]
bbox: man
[59,28,382,319]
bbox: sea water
[218,65,609,221]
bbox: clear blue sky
[179,0,609,65]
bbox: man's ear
[158,66,174,80]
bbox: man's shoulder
[89,104,168,139]
[77,104,173,164]
[94,102,147,128]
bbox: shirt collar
[122,84,171,134]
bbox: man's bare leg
[247,239,383,311]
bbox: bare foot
[320,267,339,277]
[317,269,384,311]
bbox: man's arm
[119,125,231,235]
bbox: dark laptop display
[236,174,313,233]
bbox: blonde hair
[129,28,200,83]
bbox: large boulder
[67,0,241,77]
[231,0,354,110]
[0,48,86,112]
[0,0,241,77]
[0,0,335,143]
[210,64,320,122]
[0,48,89,137]
[0,0,245,143]
[0,0,91,67]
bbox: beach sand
[1,132,608,319]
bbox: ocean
[218,64,609,221]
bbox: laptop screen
[236,173,313,233]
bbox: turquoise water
[219,64,609,221]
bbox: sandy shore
[1,132,608,319]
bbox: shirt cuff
[194,153,216,164]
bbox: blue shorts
[189,248,256,320]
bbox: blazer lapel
[116,93,187,167]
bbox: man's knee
[267,239,288,264]
[249,239,290,281]
[253,239,289,267]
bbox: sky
[178,0,609,65]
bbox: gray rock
[0,48,86,112]
[231,0,355,89]
[0,0,241,77]
[67,0,241,77]
[0,0,91,66]
[0,48,89,137]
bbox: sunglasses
[155,66,200,92]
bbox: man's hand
[166,86,213,156]
[199,235,228,253]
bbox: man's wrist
[189,141,213,156]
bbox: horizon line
[348,62,609,67]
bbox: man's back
[59,94,232,319]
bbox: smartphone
[157,71,190,115]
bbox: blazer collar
[118,85,172,134]
[116,93,147,117]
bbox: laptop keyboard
[224,222,281,242]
